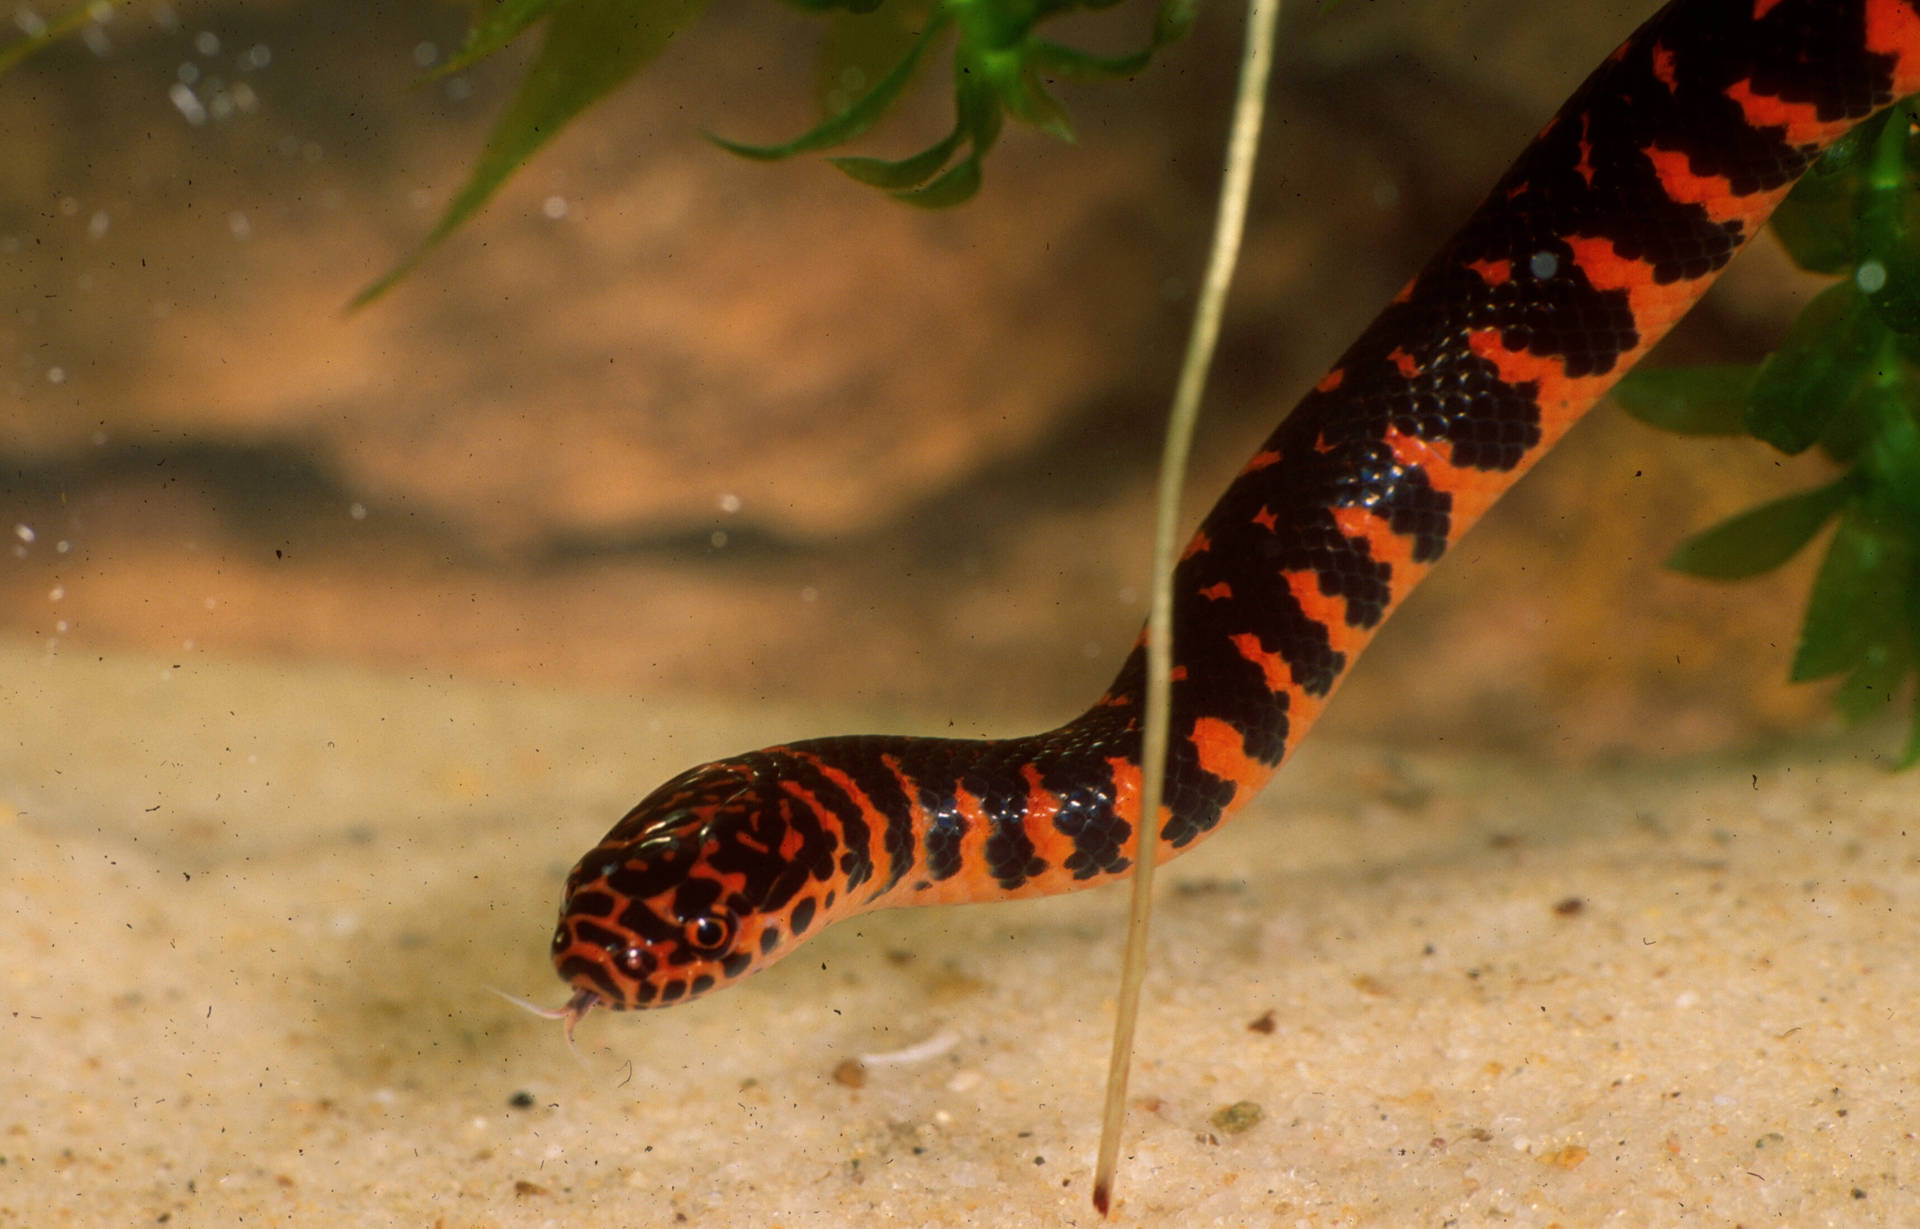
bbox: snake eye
[685,914,733,953]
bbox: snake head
[550,752,843,1017]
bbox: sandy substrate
[4,634,1917,1226]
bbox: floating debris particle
[1210,1101,1263,1134]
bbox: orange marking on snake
[1187,716,1264,793]
[1467,257,1513,286]
[1723,79,1841,147]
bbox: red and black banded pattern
[551,0,1920,1019]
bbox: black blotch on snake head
[551,753,841,1014]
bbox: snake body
[551,0,1920,1019]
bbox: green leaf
[1612,364,1756,436]
[356,0,712,307]
[1834,640,1909,722]
[1768,190,1858,274]
[1665,478,1853,580]
[429,0,558,80]
[895,150,984,206]
[1791,505,1910,682]
[1748,282,1876,455]
[831,128,965,188]
[1027,0,1197,81]
[707,13,952,159]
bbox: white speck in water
[1530,250,1560,280]
[46,366,65,384]
[229,81,256,115]
[182,638,194,651]
[242,42,270,71]
[228,211,251,241]
[85,0,112,22]
[152,3,178,31]
[331,911,360,937]
[348,502,367,521]
[1674,989,1700,1009]
[709,530,728,549]
[193,29,220,56]
[412,41,437,69]
[542,195,568,220]
[1857,259,1888,293]
[718,493,741,514]
[1117,586,1138,605]
[176,60,199,85]
[80,21,109,56]
[203,596,217,611]
[406,187,433,211]
[169,81,207,125]
[48,585,64,602]
[54,620,68,634]
[800,586,818,603]
[91,429,109,446]
[56,540,70,553]
[87,209,109,239]
[13,8,47,38]
[14,524,35,544]
[443,76,472,103]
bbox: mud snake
[549,0,1920,1023]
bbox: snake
[547,0,1920,1028]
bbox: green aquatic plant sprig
[711,0,1196,206]
[1614,99,1920,765]
[343,0,1193,301]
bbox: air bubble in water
[170,81,207,126]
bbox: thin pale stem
[1091,0,1282,1214]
